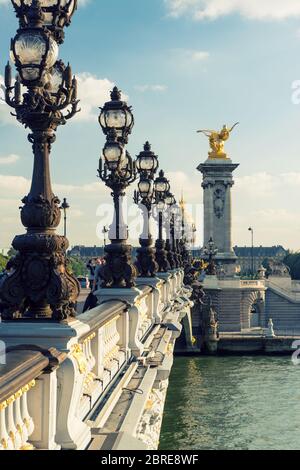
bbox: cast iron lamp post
[165,192,176,270]
[191,223,197,256]
[178,196,191,269]
[98,90,137,288]
[248,227,254,278]
[60,197,70,238]
[172,204,183,269]
[134,142,159,277]
[154,170,170,272]
[203,237,218,276]
[11,0,77,44]
[0,0,80,320]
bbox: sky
[1,0,300,250]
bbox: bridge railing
[266,279,300,302]
[0,269,193,451]
[0,348,65,450]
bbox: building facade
[234,245,287,275]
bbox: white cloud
[135,84,168,93]
[2,169,300,249]
[165,0,300,21]
[75,73,128,122]
[0,154,19,165]
[171,48,210,66]
[161,170,300,250]
[185,50,210,61]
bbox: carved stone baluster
[21,382,34,437]
[14,390,29,449]
[0,401,13,450]
[7,395,22,449]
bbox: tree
[0,254,8,272]
[284,253,300,280]
[67,256,87,277]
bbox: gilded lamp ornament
[197,123,239,159]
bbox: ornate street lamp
[171,203,183,269]
[248,227,254,278]
[136,141,159,175]
[191,223,197,255]
[98,96,137,288]
[11,0,78,44]
[0,0,80,321]
[60,197,69,238]
[165,192,177,270]
[99,86,134,145]
[203,237,218,276]
[178,195,191,270]
[134,142,159,277]
[154,170,170,272]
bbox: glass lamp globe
[208,238,215,251]
[157,200,165,212]
[44,60,65,93]
[138,179,153,199]
[136,142,158,176]
[11,30,58,82]
[165,193,176,206]
[154,170,170,194]
[99,87,134,142]
[103,141,125,171]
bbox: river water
[160,356,300,450]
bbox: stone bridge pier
[202,276,266,332]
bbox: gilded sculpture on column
[197,123,239,159]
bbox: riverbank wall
[216,335,298,355]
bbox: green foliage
[67,256,87,277]
[7,247,17,258]
[284,253,300,280]
[0,254,8,272]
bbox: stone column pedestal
[198,157,239,277]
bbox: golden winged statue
[197,123,239,159]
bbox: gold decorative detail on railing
[9,431,15,446]
[104,345,120,367]
[23,418,31,431]
[15,389,23,400]
[1,438,8,450]
[83,332,96,345]
[72,344,87,374]
[7,395,15,406]
[0,378,36,451]
[20,443,34,451]
[105,315,121,329]
[0,400,7,411]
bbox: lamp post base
[155,239,170,273]
[100,241,137,288]
[135,238,158,278]
[165,239,176,270]
[0,233,80,321]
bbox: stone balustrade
[0,269,193,451]
[0,348,65,450]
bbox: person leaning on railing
[93,258,106,292]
